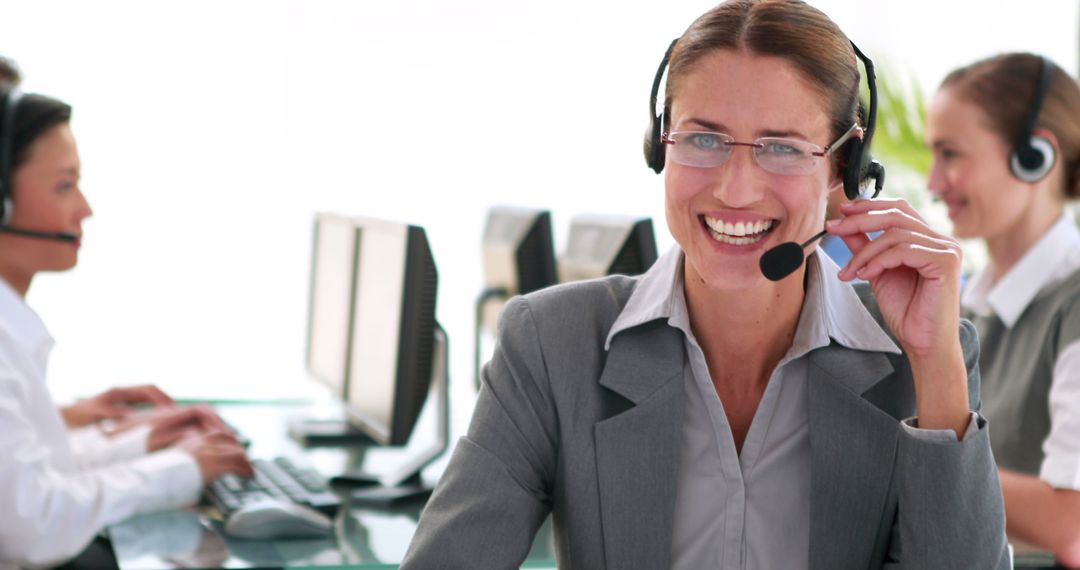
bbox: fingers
[185,434,253,482]
[94,403,135,421]
[146,407,235,452]
[190,405,230,433]
[825,197,961,283]
[839,197,928,224]
[106,384,175,407]
[827,201,931,239]
[150,405,227,432]
[837,228,961,283]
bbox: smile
[702,216,776,246]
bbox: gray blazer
[403,276,1009,569]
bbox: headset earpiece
[841,137,865,200]
[644,112,665,174]
[1010,135,1055,183]
[1009,56,1056,184]
[0,88,21,224]
[843,43,885,200]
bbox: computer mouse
[224,500,333,540]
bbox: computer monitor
[480,206,558,299]
[343,216,439,447]
[558,214,659,282]
[474,207,558,389]
[294,214,448,504]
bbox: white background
[0,0,1076,405]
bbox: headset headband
[849,42,877,157]
[648,40,677,131]
[1017,56,1052,152]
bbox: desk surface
[107,402,556,569]
[107,403,1064,570]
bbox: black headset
[1010,56,1056,183]
[0,88,23,225]
[643,39,886,201]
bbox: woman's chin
[685,255,771,293]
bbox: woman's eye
[687,133,723,150]
[56,181,75,193]
[763,142,802,156]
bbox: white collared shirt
[963,213,1080,490]
[0,278,201,569]
[607,246,975,569]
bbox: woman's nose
[712,148,765,207]
[926,160,948,197]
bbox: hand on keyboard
[182,430,254,483]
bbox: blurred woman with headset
[402,1,1008,568]
[926,53,1080,565]
[0,77,253,567]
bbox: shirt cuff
[68,424,151,468]
[111,423,153,458]
[901,412,982,443]
[1040,455,1080,491]
[129,449,204,512]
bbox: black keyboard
[205,457,342,517]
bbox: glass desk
[106,402,1061,569]
[107,402,556,569]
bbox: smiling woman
[400,1,1008,569]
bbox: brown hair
[665,0,861,145]
[3,93,72,175]
[0,56,20,90]
[941,53,1080,198]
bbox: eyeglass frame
[659,122,863,175]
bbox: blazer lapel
[807,344,901,570]
[594,321,686,570]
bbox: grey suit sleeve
[401,297,555,570]
[885,319,1010,569]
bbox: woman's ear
[825,184,846,220]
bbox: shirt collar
[962,213,1080,327]
[605,245,901,356]
[0,277,54,356]
[604,245,681,350]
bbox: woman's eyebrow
[682,117,727,131]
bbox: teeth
[709,231,761,245]
[703,217,774,245]
[704,217,773,237]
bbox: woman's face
[664,49,840,292]
[925,87,1030,240]
[1,123,91,274]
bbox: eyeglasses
[661,122,862,176]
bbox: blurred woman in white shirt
[0,87,253,568]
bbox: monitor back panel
[482,206,556,296]
[559,214,653,282]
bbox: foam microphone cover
[759,242,805,282]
